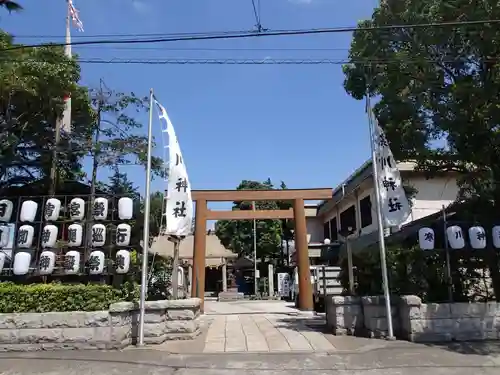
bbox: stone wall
[400,295,500,342]
[361,296,400,339]
[326,294,500,342]
[0,298,201,351]
[325,296,364,335]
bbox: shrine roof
[149,231,237,262]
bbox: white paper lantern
[93,197,108,220]
[0,252,5,273]
[13,251,31,275]
[64,250,81,274]
[118,197,133,220]
[116,223,131,246]
[44,198,61,221]
[39,250,55,275]
[492,226,500,249]
[69,198,85,221]
[67,223,83,247]
[20,200,38,222]
[41,224,58,248]
[446,225,465,249]
[115,249,130,274]
[17,225,35,249]
[418,227,435,250]
[0,224,10,247]
[0,199,14,222]
[88,250,105,274]
[469,226,487,249]
[91,224,106,247]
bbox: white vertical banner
[372,119,411,227]
[154,99,193,236]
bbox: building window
[329,217,338,241]
[323,221,330,240]
[360,196,372,228]
[340,205,357,234]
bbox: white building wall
[306,217,324,243]
[320,174,459,239]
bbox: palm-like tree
[0,1,22,12]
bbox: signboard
[277,272,290,297]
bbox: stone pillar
[222,262,228,292]
[187,264,193,295]
[268,263,274,296]
[293,198,313,311]
[192,199,207,312]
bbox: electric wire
[0,57,497,65]
[2,19,500,51]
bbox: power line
[68,46,350,51]
[1,57,497,65]
[2,19,499,51]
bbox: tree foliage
[0,1,22,13]
[343,0,500,296]
[0,31,94,191]
[215,179,289,261]
[86,85,164,180]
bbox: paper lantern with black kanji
[69,198,85,221]
[446,225,465,249]
[93,197,108,221]
[17,224,35,249]
[116,223,131,247]
[13,251,31,275]
[20,200,38,222]
[67,223,83,247]
[0,199,14,222]
[41,224,58,248]
[64,250,80,274]
[469,226,487,249]
[88,250,105,274]
[418,227,435,250]
[492,226,500,249]
[118,197,133,220]
[91,224,106,247]
[115,249,130,274]
[0,252,5,273]
[39,250,55,275]
[44,198,61,221]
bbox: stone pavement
[1,343,499,374]
[202,300,335,353]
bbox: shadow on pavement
[273,315,500,357]
[424,341,500,356]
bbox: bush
[0,282,139,313]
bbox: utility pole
[252,201,258,295]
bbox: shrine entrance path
[155,300,414,354]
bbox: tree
[0,31,94,191]
[0,1,22,13]
[343,0,500,295]
[148,191,165,237]
[85,81,164,199]
[215,179,285,261]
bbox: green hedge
[0,282,139,313]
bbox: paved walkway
[202,300,336,353]
[203,313,334,353]
[1,345,499,374]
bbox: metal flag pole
[366,91,395,339]
[442,204,453,302]
[138,88,154,346]
[252,201,258,295]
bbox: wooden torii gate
[190,188,332,312]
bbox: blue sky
[2,0,378,216]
